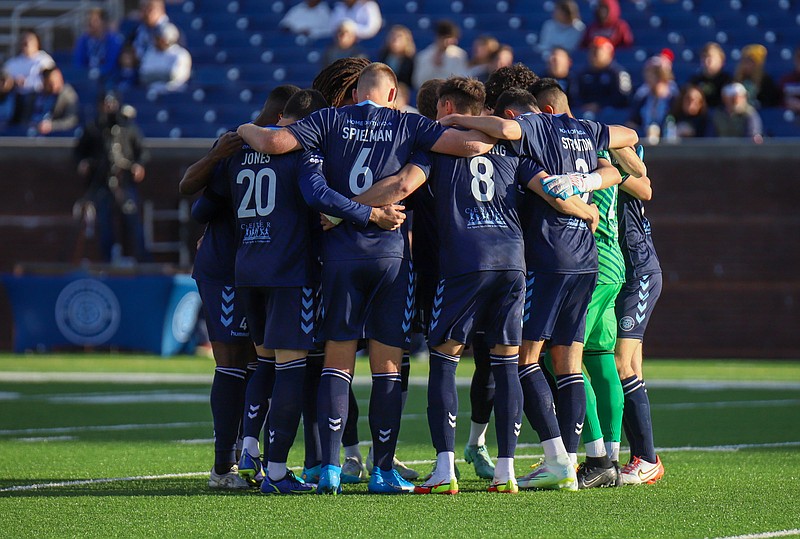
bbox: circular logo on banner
[172,291,201,343]
[619,316,635,332]
[55,279,121,345]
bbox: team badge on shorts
[619,316,635,332]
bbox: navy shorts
[522,272,597,346]
[319,258,414,348]
[615,272,662,341]
[428,270,525,349]
[241,286,316,350]
[196,282,250,343]
[414,271,438,336]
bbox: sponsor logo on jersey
[55,279,121,345]
[241,221,272,244]
[465,206,507,229]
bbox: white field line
[0,421,207,436]
[709,530,800,539]
[2,371,800,390]
[2,441,799,494]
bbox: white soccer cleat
[341,455,367,483]
[208,467,251,490]
[517,458,578,491]
[620,456,665,485]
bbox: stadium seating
[5,0,800,138]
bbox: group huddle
[183,56,663,496]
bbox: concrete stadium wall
[1,138,798,358]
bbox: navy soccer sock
[370,372,403,471]
[342,386,360,449]
[427,350,460,455]
[302,350,324,469]
[490,354,523,459]
[317,368,352,467]
[211,366,246,474]
[621,375,657,463]
[242,356,275,446]
[471,335,496,424]
[401,351,411,411]
[267,358,307,476]
[555,373,586,454]
[518,363,561,442]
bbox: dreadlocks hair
[483,62,539,111]
[313,57,371,107]
[438,76,486,116]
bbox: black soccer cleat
[576,459,619,489]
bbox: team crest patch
[172,291,202,343]
[55,279,121,345]
[619,316,635,332]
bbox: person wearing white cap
[712,82,763,139]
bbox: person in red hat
[580,0,633,50]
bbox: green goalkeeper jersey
[594,151,626,285]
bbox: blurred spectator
[544,46,574,97]
[73,8,124,83]
[484,45,514,81]
[378,25,416,88]
[574,36,631,113]
[139,23,191,93]
[537,0,585,54]
[3,29,55,123]
[734,44,781,108]
[0,72,16,128]
[111,45,140,92]
[628,52,679,136]
[323,20,367,67]
[129,0,171,62]
[779,46,800,113]
[689,42,731,109]
[713,82,763,138]
[31,67,80,135]
[580,0,633,50]
[395,82,417,113]
[74,92,150,262]
[672,84,710,138]
[413,20,469,89]
[329,0,382,40]
[279,0,332,40]
[467,35,500,81]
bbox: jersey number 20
[237,168,276,218]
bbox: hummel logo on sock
[447,412,457,428]
[513,422,522,437]
[328,417,342,431]
[378,428,391,443]
[268,429,275,443]
[575,422,584,435]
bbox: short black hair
[493,88,538,117]
[435,20,460,39]
[259,84,302,124]
[283,89,328,120]
[484,63,538,111]
[528,77,568,110]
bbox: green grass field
[1,354,799,538]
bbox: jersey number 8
[470,156,495,202]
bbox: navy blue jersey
[191,163,236,285]
[514,113,610,274]
[286,101,447,261]
[618,190,661,279]
[228,143,319,287]
[429,141,526,278]
[408,182,438,278]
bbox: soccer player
[483,63,539,113]
[410,76,528,494]
[531,77,626,488]
[180,85,301,490]
[237,62,495,494]
[442,87,636,489]
[613,145,665,485]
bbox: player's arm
[236,123,301,155]
[526,171,599,231]
[609,146,646,179]
[297,153,405,230]
[179,132,242,195]
[438,114,522,141]
[190,190,225,224]
[620,174,652,201]
[607,125,639,149]
[429,126,497,157]
[354,151,432,206]
[541,158,621,200]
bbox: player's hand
[209,131,242,159]
[587,204,600,234]
[541,173,600,200]
[437,114,464,127]
[369,204,406,230]
[320,213,341,231]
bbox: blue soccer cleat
[316,465,343,495]
[237,449,264,487]
[367,467,415,494]
[301,464,321,484]
[260,470,314,495]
